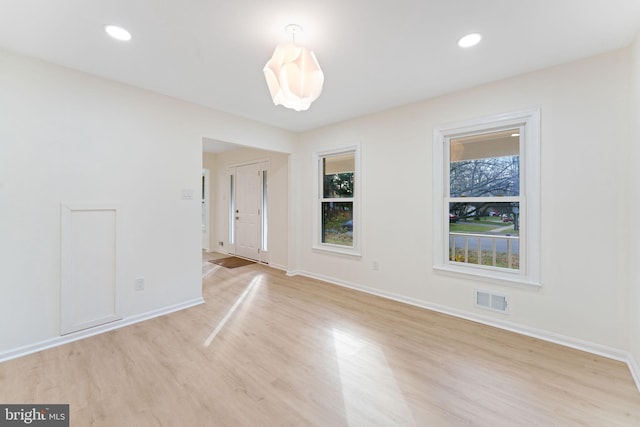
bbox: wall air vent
[475,289,509,313]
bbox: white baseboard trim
[0,297,204,364]
[290,269,640,391]
[268,263,287,272]
[629,354,640,393]
[208,249,231,256]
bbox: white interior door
[234,163,261,260]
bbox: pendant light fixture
[263,24,324,111]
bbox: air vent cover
[475,289,509,313]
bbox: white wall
[629,33,640,371]
[212,148,289,270]
[0,49,295,355]
[293,48,632,353]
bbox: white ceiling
[1,0,639,134]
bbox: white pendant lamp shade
[263,43,324,111]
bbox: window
[314,146,360,256]
[228,173,235,244]
[433,109,541,286]
[261,169,268,253]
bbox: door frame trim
[202,168,211,251]
[228,159,270,263]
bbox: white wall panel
[61,204,121,334]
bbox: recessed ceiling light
[458,33,482,48]
[105,25,132,41]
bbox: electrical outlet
[135,277,145,291]
[372,261,379,271]
[219,241,224,246]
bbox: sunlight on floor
[203,275,262,347]
[332,328,416,426]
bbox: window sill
[312,244,362,258]
[433,265,541,289]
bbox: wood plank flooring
[1,252,640,426]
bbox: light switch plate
[181,189,194,200]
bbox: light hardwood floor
[1,252,640,426]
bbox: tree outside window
[448,129,521,270]
[433,108,541,286]
[321,153,355,247]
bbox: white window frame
[433,109,541,287]
[313,145,361,257]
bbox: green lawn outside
[459,216,505,225]
[451,218,519,235]
[450,223,496,233]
